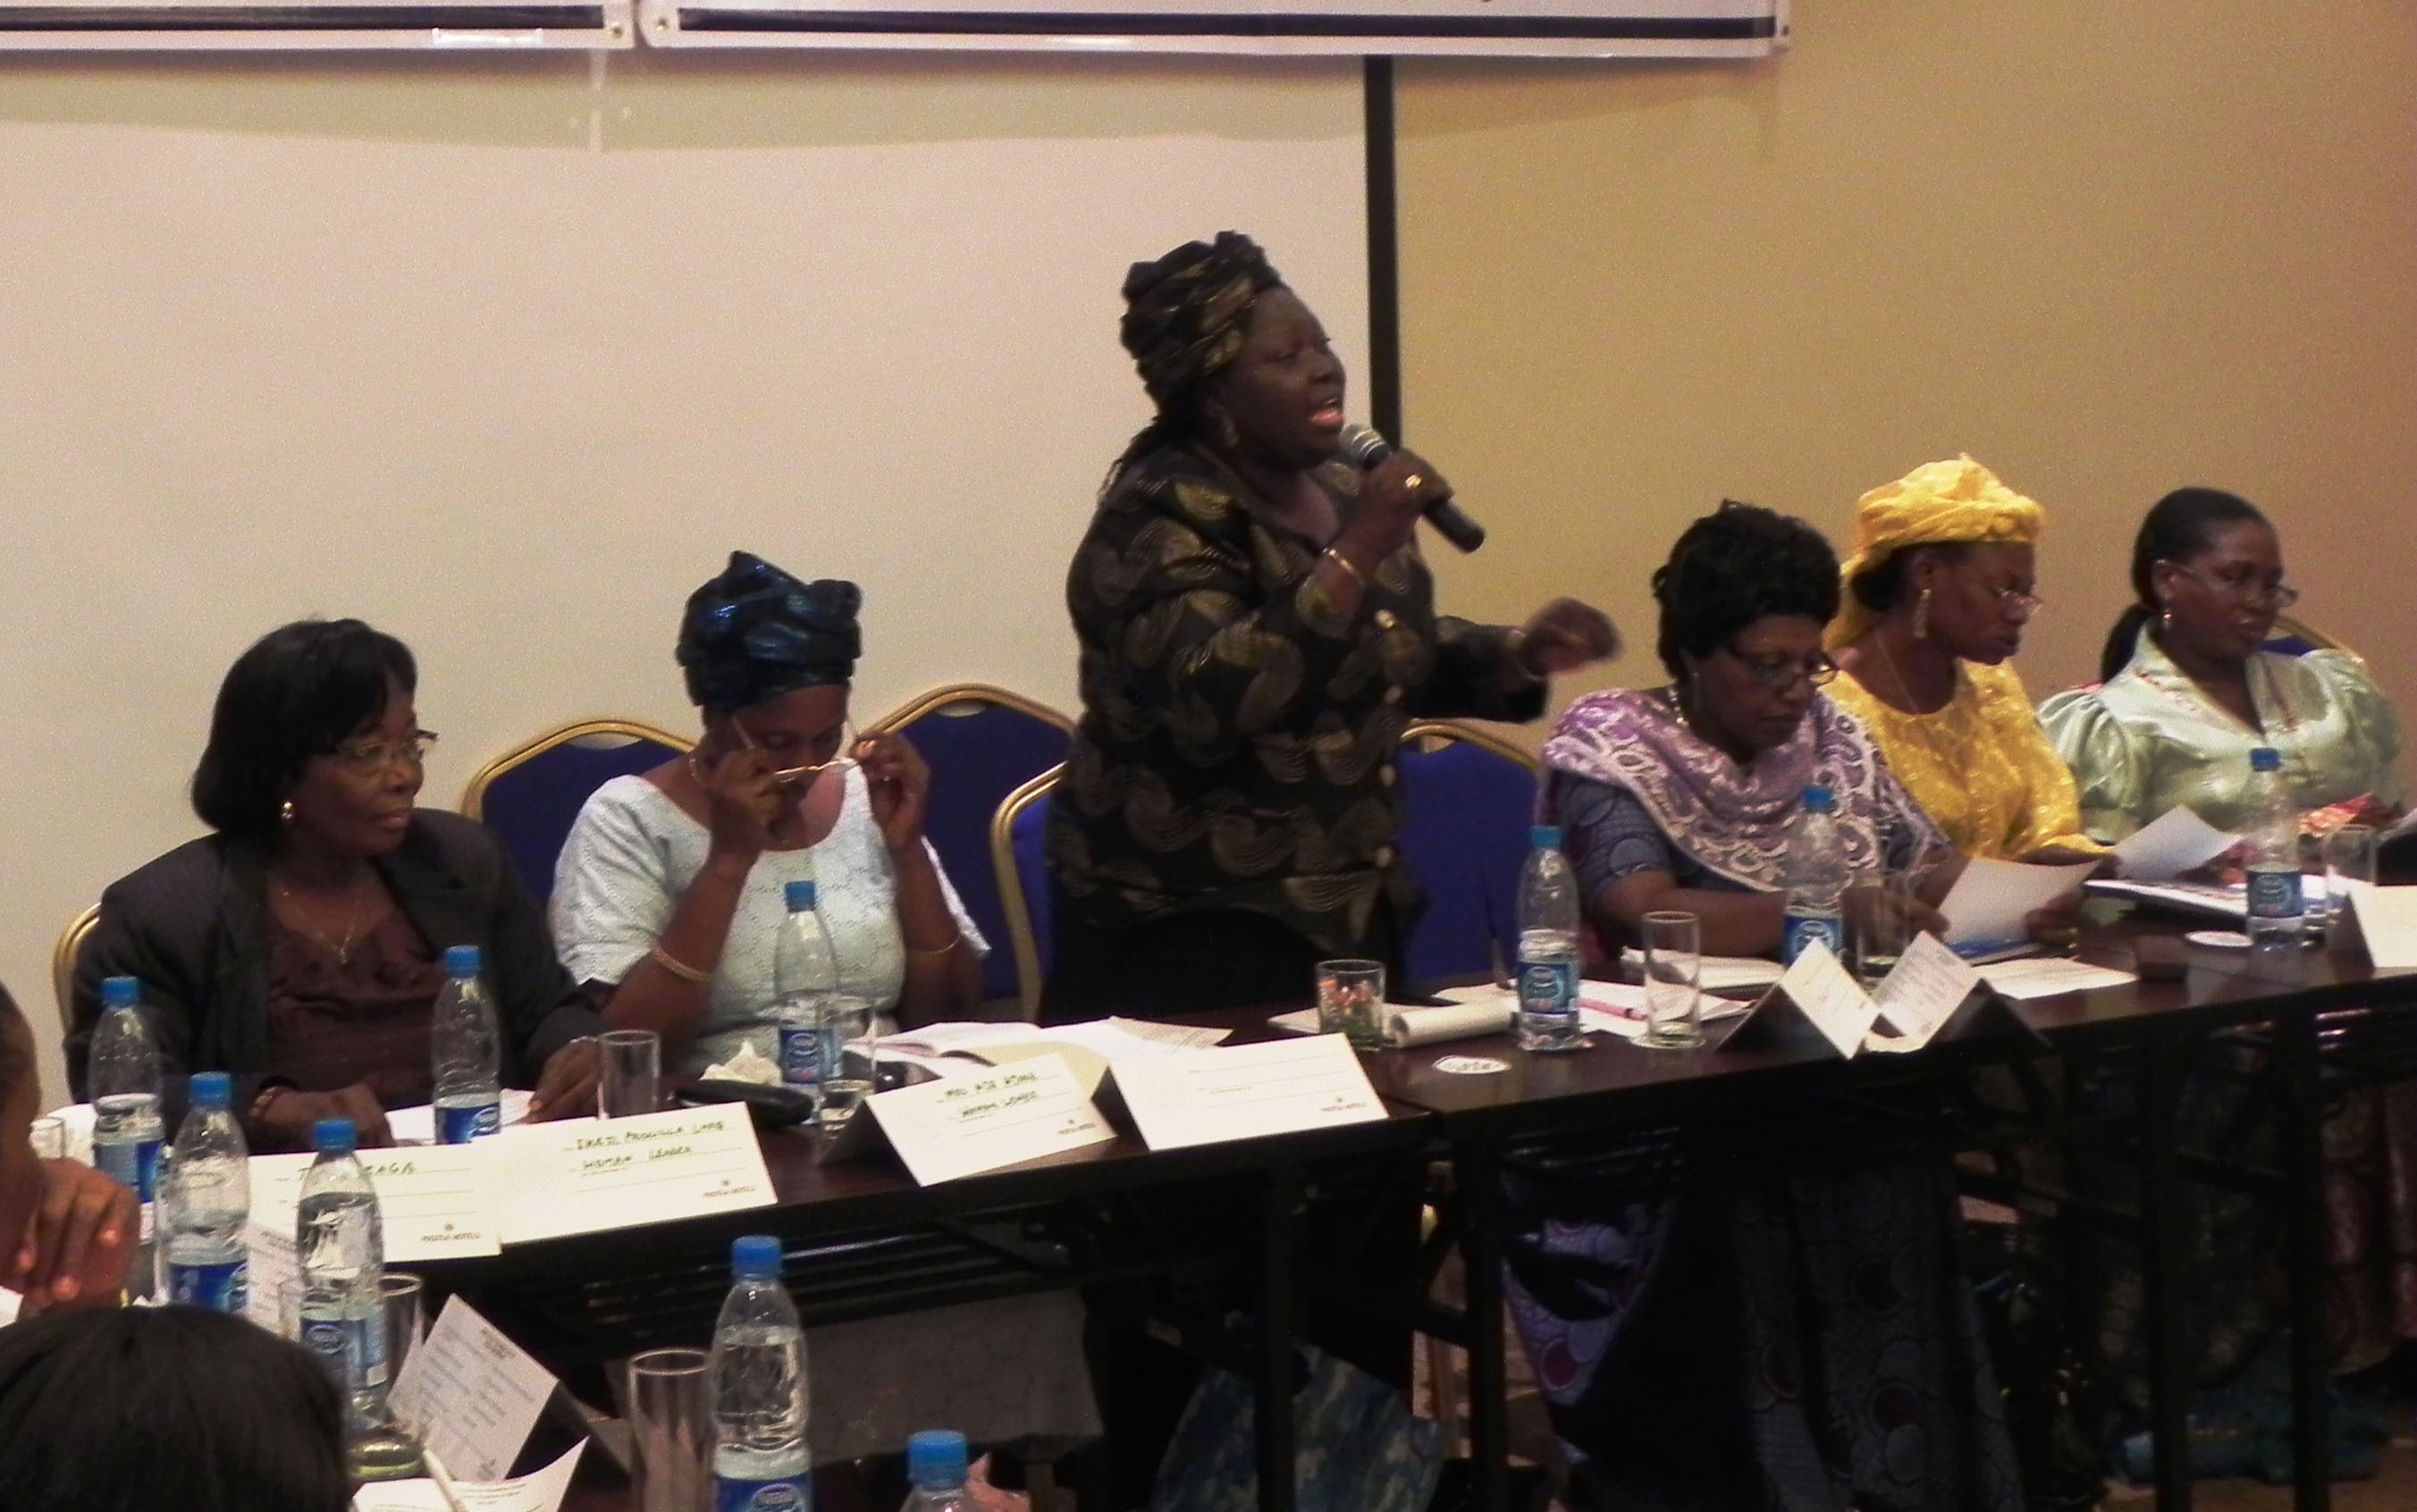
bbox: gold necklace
[272,878,375,965]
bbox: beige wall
[1394,0,2417,762]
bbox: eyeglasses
[732,718,856,791]
[331,730,438,774]
[2168,561,2301,609]
[1726,647,1839,690]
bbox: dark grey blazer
[67,809,600,1113]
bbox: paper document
[1764,939,1882,1057]
[2083,877,2248,921]
[2111,806,2237,882]
[863,1053,1117,1186]
[390,1297,559,1483]
[1108,1035,1387,1150]
[1975,957,2140,1000]
[387,1090,534,1147]
[351,1441,584,1512]
[1940,859,2096,946]
[250,1144,501,1262]
[1866,933,1985,1052]
[494,1105,773,1246]
[2345,885,2417,970]
[243,1222,299,1327]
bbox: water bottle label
[358,1314,388,1388]
[302,1318,353,1381]
[1517,958,1577,1019]
[2246,869,2304,920]
[168,1257,249,1314]
[714,1474,811,1512]
[439,1101,502,1143]
[777,1025,821,1088]
[94,1137,163,1204]
[1783,911,1843,965]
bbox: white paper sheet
[350,1441,584,1512]
[864,1053,1118,1186]
[1107,1035,1387,1151]
[2345,884,2417,970]
[1762,940,1880,1058]
[493,1106,773,1246]
[1865,933,1983,1053]
[2110,806,2238,882]
[1975,957,2140,1000]
[1939,858,2096,946]
[250,1144,502,1262]
[390,1296,559,1483]
[243,1222,299,1326]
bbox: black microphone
[1337,423,1486,553]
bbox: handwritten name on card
[1107,1034,1388,1152]
[865,1053,1118,1187]
[1866,932,1983,1054]
[495,1106,773,1246]
[251,1145,501,1262]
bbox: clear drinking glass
[2324,825,2379,920]
[349,1273,426,1481]
[27,1116,65,1162]
[1849,862,1916,987]
[1316,960,1388,1051]
[1638,911,1704,1050]
[627,1348,714,1512]
[815,995,879,1129]
[599,1029,663,1120]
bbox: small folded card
[1724,934,2037,1059]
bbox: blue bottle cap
[189,1071,232,1111]
[100,975,139,1010]
[2250,747,2282,772]
[784,880,818,911]
[1802,785,1836,813]
[730,1234,783,1280]
[313,1118,358,1155]
[1529,825,1563,850]
[443,945,482,978]
[906,1430,969,1490]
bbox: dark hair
[0,982,29,1107]
[0,1306,349,1512]
[1847,541,1971,615]
[2098,487,2271,680]
[191,619,417,841]
[1653,500,1841,679]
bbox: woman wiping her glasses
[552,551,985,1074]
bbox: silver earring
[280,799,296,823]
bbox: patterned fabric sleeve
[1414,616,1549,726]
[550,778,676,989]
[2308,650,2408,810]
[1551,772,1683,901]
[2037,687,2152,843]
[1874,760,1952,873]
[1973,662,2104,856]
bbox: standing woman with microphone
[1048,232,1617,1021]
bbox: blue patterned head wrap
[677,551,861,711]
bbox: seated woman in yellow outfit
[1827,456,2103,866]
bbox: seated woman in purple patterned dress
[1504,502,2024,1512]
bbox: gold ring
[1402,473,1424,491]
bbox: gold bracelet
[1320,546,1369,587]
[650,943,714,984]
[906,934,962,959]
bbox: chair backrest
[460,718,694,903]
[990,765,1062,1022]
[1395,721,1540,989]
[52,903,99,1033]
[868,685,1073,1004]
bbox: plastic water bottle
[88,975,165,1266]
[712,1234,811,1512]
[2244,746,2306,949]
[900,1430,973,1512]
[299,1117,417,1478]
[1516,826,1584,1053]
[162,1071,249,1313]
[1780,786,1849,965]
[775,882,837,1107]
[430,945,502,1143]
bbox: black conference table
[429,914,2415,1512]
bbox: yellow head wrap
[1828,455,2044,646]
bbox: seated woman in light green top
[2041,487,2403,843]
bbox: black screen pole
[1363,55,1402,444]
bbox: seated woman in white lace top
[552,552,986,1074]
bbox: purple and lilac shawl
[1539,687,1941,891]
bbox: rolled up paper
[1384,1001,1516,1048]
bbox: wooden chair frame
[1399,719,1540,770]
[52,903,99,1035]
[459,718,694,820]
[864,682,1073,736]
[989,763,1064,1023]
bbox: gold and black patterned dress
[1048,439,1544,1018]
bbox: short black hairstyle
[1847,541,1973,615]
[2098,487,2271,680]
[190,618,417,841]
[1652,500,1842,680]
[0,1306,349,1512]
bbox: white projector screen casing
[0,54,1369,1105]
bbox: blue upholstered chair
[867,686,1072,1006]
[460,719,693,903]
[989,765,1061,1021]
[1396,721,1539,990]
[2261,613,2342,658]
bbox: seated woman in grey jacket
[70,619,601,1150]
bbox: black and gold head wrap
[1119,231,1284,427]
[676,551,862,713]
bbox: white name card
[863,1053,1118,1187]
[390,1296,559,1483]
[2345,883,2417,970]
[1106,1034,1388,1151]
[1866,932,1985,1054]
[494,1106,773,1246]
[252,1144,501,1262]
[1764,938,1880,1057]
[350,1441,585,1512]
